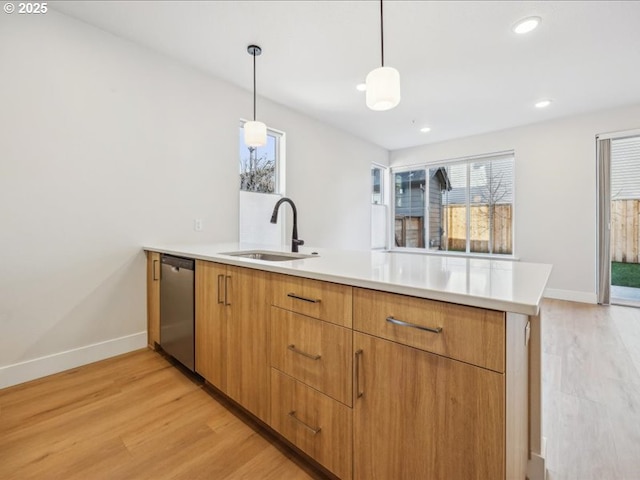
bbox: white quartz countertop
[144,243,552,316]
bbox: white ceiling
[52,1,640,150]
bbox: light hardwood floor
[2,299,640,479]
[543,299,640,480]
[0,351,321,480]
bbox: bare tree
[240,147,275,193]
[476,163,510,254]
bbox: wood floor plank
[542,299,640,479]
[607,406,640,478]
[0,350,316,480]
[545,391,622,480]
[218,443,315,480]
[0,368,199,461]
[611,305,640,378]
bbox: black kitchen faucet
[270,197,304,253]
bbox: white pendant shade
[244,120,267,147]
[366,66,401,111]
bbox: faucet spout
[270,197,304,253]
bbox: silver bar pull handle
[386,316,443,334]
[287,293,321,304]
[355,349,364,398]
[287,344,321,361]
[288,411,321,435]
[217,274,224,305]
[224,275,231,306]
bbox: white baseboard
[0,332,147,390]
[544,288,597,304]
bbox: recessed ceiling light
[356,83,367,92]
[535,99,552,108]
[513,16,541,34]
[420,127,431,133]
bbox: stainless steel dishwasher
[160,254,195,371]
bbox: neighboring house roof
[434,167,452,192]
[611,136,640,200]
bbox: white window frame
[239,119,286,195]
[390,151,515,258]
[390,166,429,250]
[371,163,389,250]
[371,163,387,205]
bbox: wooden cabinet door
[195,260,227,391]
[353,332,505,480]
[225,265,271,423]
[146,251,161,348]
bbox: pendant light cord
[252,51,257,121]
[380,0,384,67]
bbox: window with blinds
[392,152,514,255]
[611,136,640,200]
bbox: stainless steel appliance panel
[160,254,195,371]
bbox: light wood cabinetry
[226,265,271,422]
[271,274,353,327]
[352,287,528,480]
[145,251,161,349]
[269,273,354,479]
[354,288,505,372]
[271,307,353,406]
[195,260,226,390]
[353,331,504,480]
[195,260,271,424]
[271,369,353,480]
[149,253,530,480]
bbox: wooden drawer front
[271,274,352,327]
[353,288,506,372]
[271,307,353,406]
[271,369,353,480]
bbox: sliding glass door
[598,132,640,306]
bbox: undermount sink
[220,250,318,262]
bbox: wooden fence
[394,204,513,254]
[445,204,513,254]
[395,216,424,248]
[611,199,640,262]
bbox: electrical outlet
[194,218,203,231]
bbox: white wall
[249,94,388,251]
[391,104,640,302]
[0,11,387,387]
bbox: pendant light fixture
[366,0,400,111]
[244,44,267,147]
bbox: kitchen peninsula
[145,243,552,480]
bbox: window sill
[386,247,520,262]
